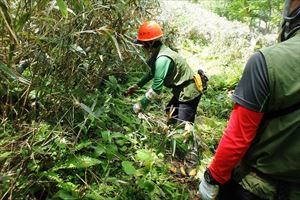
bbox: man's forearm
[137,72,153,88]
[209,104,264,184]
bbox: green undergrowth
[0,0,259,199]
[0,74,230,199]
[0,88,193,199]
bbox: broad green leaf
[116,111,132,124]
[116,139,126,146]
[101,131,111,143]
[79,102,101,120]
[138,179,155,193]
[108,75,117,85]
[55,190,78,200]
[136,149,155,163]
[56,0,68,17]
[119,146,128,152]
[44,171,79,192]
[52,155,101,170]
[111,132,125,139]
[122,161,136,175]
[93,144,106,156]
[85,192,105,200]
[75,140,92,151]
[106,75,119,91]
[106,144,118,160]
[44,171,62,182]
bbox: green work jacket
[137,45,200,107]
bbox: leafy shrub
[198,0,283,33]
[1,0,197,199]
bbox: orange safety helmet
[137,21,163,42]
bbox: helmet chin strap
[280,0,300,41]
[280,17,300,42]
[141,40,155,49]
[143,40,162,54]
[279,21,288,42]
[148,40,157,49]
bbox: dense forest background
[0,0,283,199]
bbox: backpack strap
[250,168,291,200]
[265,101,300,119]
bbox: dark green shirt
[232,52,270,112]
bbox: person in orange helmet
[126,21,208,130]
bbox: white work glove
[133,102,142,114]
[199,177,220,200]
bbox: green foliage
[122,161,136,175]
[0,114,194,199]
[0,0,158,121]
[52,156,102,170]
[136,149,158,169]
[56,0,69,17]
[1,0,278,199]
[0,61,30,84]
[1,0,193,199]
[199,0,284,33]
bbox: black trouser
[165,95,201,123]
[218,179,263,200]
